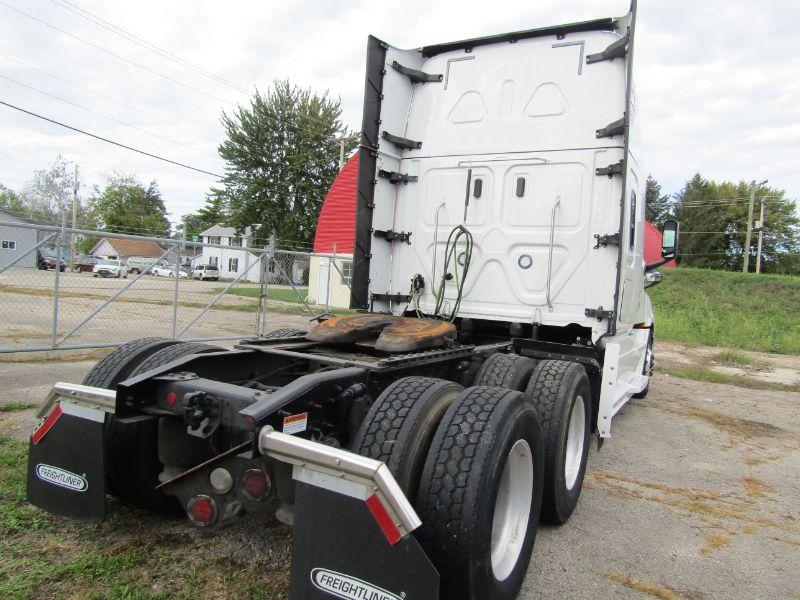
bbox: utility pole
[756,196,766,274]
[742,180,756,273]
[334,135,346,171]
[70,164,79,271]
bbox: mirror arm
[646,257,673,272]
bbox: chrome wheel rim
[564,395,586,490]
[491,439,534,581]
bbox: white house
[198,224,262,282]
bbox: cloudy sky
[1,0,798,231]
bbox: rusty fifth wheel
[306,313,456,352]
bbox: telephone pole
[742,180,756,273]
[70,164,79,271]
[756,197,766,274]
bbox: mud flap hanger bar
[258,426,422,542]
[391,60,443,83]
[36,382,117,419]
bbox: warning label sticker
[282,412,308,435]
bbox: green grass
[223,286,308,303]
[0,403,38,413]
[659,365,799,393]
[649,268,800,354]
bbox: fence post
[326,243,336,313]
[260,235,275,336]
[51,208,67,347]
[172,232,184,338]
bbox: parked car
[127,256,164,274]
[73,255,97,273]
[37,251,66,272]
[152,265,188,278]
[92,258,127,278]
[192,264,220,281]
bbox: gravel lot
[0,342,797,598]
[0,267,312,350]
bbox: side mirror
[645,271,662,289]
[661,220,679,259]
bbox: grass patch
[224,286,309,304]
[659,364,799,393]
[649,268,800,354]
[0,402,37,412]
[711,348,760,367]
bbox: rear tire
[473,352,537,391]
[82,337,180,389]
[351,376,462,498]
[524,360,591,524]
[416,387,544,600]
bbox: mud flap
[26,401,107,522]
[289,481,439,599]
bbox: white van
[126,256,164,274]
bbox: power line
[0,73,218,159]
[0,99,222,177]
[0,0,235,106]
[48,0,250,95]
[0,50,218,143]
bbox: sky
[0,0,798,232]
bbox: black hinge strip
[585,307,614,321]
[372,229,412,244]
[372,292,412,303]
[595,160,624,178]
[378,169,418,185]
[382,131,422,151]
[593,232,620,249]
[391,61,443,84]
[586,30,629,64]
[596,115,627,138]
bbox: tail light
[187,494,217,526]
[242,469,271,501]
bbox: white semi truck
[26,2,679,598]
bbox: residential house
[0,207,38,269]
[199,224,263,282]
[90,237,164,262]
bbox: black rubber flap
[289,481,439,599]
[27,403,107,522]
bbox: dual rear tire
[353,378,544,600]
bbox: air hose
[432,224,473,322]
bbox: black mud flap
[289,481,439,599]
[26,401,107,522]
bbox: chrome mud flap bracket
[259,427,439,600]
[26,383,115,522]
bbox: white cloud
[0,0,797,231]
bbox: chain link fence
[0,219,352,353]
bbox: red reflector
[366,493,401,546]
[187,495,217,526]
[32,403,63,445]
[166,392,177,406]
[242,469,270,501]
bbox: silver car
[192,264,220,281]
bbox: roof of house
[313,152,358,254]
[200,224,253,238]
[91,237,164,258]
[0,207,39,224]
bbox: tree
[673,174,799,274]
[87,174,170,237]
[18,156,82,224]
[0,183,24,214]
[214,79,357,245]
[177,194,227,239]
[644,175,673,228]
